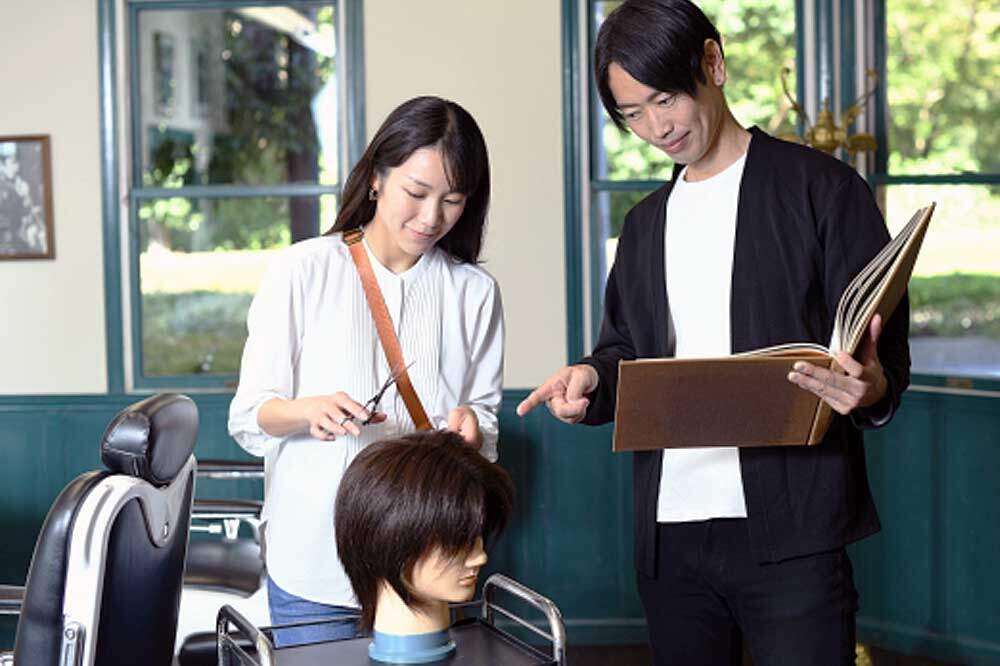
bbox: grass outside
[142,291,252,377]
[909,273,1000,337]
[137,274,999,378]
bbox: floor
[567,643,962,666]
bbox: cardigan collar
[648,125,763,356]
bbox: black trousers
[637,519,858,666]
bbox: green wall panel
[2,388,998,659]
[854,398,937,628]
[854,390,1000,665]
[485,392,645,644]
[0,391,645,649]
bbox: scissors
[340,361,415,427]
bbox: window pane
[884,184,1000,378]
[137,5,339,188]
[137,194,336,377]
[886,0,999,175]
[699,0,798,139]
[593,189,657,278]
[591,0,797,181]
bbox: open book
[611,203,935,452]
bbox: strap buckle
[343,228,364,246]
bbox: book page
[734,343,830,357]
[842,204,934,354]
[831,213,912,351]
[831,204,934,354]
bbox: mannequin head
[335,431,514,633]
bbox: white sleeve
[228,253,303,456]
[463,278,504,463]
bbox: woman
[228,96,503,646]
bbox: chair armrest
[192,498,262,520]
[218,604,272,666]
[196,459,264,479]
[0,585,24,616]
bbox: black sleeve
[577,215,639,426]
[815,171,911,429]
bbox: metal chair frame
[216,573,567,666]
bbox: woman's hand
[446,406,482,450]
[258,394,386,441]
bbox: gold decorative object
[777,66,879,164]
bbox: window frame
[870,0,1000,390]
[98,0,366,393]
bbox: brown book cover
[612,203,935,452]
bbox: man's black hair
[594,0,723,130]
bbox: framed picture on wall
[0,134,54,260]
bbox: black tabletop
[270,618,556,666]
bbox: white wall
[0,0,569,394]
[364,0,568,389]
[0,3,107,394]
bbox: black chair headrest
[101,394,198,487]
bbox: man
[517,1,910,664]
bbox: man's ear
[703,38,726,87]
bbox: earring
[368,187,378,201]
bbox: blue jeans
[267,576,359,647]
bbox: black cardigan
[579,127,910,575]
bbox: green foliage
[604,189,653,240]
[700,0,798,138]
[601,127,673,182]
[210,11,335,187]
[205,198,292,251]
[140,130,202,253]
[886,0,999,174]
[142,291,253,376]
[139,10,336,254]
[909,273,1000,337]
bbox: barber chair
[176,459,269,666]
[185,459,265,596]
[217,573,567,665]
[0,393,198,666]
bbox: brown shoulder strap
[343,229,432,431]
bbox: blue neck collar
[368,628,456,664]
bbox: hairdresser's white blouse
[229,232,503,606]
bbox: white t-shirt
[229,233,504,606]
[657,154,749,523]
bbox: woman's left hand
[446,406,482,450]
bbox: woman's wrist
[258,397,309,437]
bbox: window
[581,0,798,345]
[99,0,363,392]
[100,0,364,391]
[874,0,999,381]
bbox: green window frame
[871,0,1000,390]
[98,0,366,392]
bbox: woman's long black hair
[327,96,491,264]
